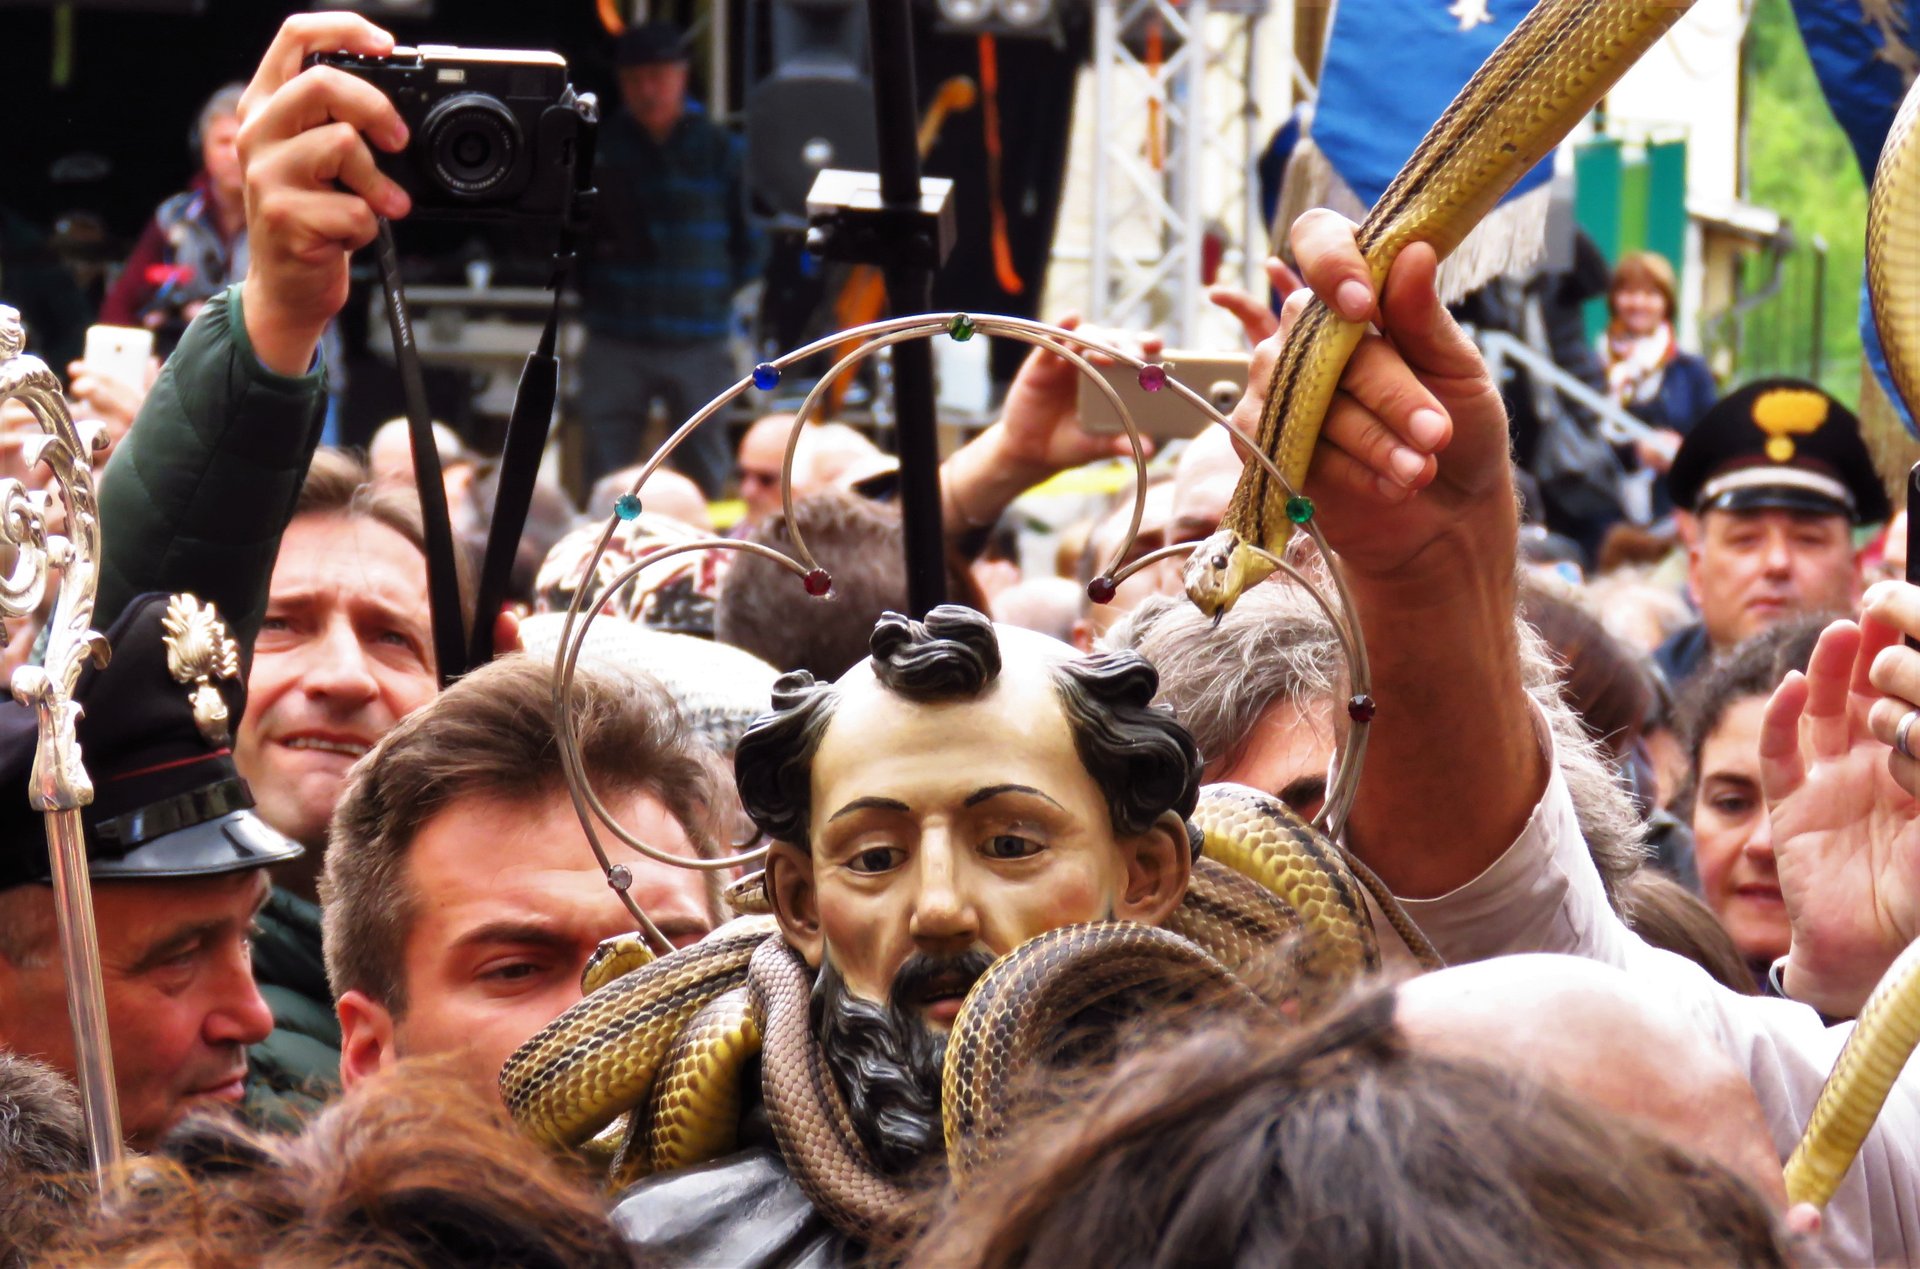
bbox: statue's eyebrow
[964,784,1065,810]
[827,796,911,822]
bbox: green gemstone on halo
[947,313,976,342]
[1285,495,1315,525]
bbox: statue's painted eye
[1211,554,1229,571]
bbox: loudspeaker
[744,0,876,223]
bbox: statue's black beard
[810,950,995,1176]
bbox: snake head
[1183,530,1271,621]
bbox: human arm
[726,132,764,292]
[95,13,415,639]
[937,315,1159,544]
[1274,210,1545,897]
[1757,591,1920,1018]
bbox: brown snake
[502,785,1387,1236]
[1184,0,1694,618]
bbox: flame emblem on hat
[1751,388,1829,464]
[162,594,241,746]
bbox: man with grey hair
[1110,581,1645,910]
[99,81,249,349]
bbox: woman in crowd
[1601,251,1718,519]
[1677,619,1824,985]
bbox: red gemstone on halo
[1347,694,1377,724]
[1138,364,1168,392]
[1086,576,1117,605]
[803,568,833,597]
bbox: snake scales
[505,0,1920,1237]
[502,785,1386,1238]
[1183,0,1692,617]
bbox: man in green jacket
[92,14,426,1127]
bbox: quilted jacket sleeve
[94,284,327,647]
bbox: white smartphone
[1077,350,1252,439]
[81,324,154,391]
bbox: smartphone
[81,324,154,391]
[1078,350,1252,439]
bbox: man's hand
[1261,212,1537,901]
[1759,601,1920,1018]
[1250,209,1512,581]
[940,314,1161,537]
[67,355,159,462]
[236,14,413,375]
[1206,256,1303,347]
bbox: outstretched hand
[236,13,413,375]
[991,313,1163,478]
[1237,210,1514,581]
[1759,603,1920,1018]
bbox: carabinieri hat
[1666,378,1890,524]
[0,592,302,891]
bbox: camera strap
[466,111,599,670]
[464,247,571,670]
[374,218,470,689]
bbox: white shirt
[1382,754,1920,1266]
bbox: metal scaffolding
[1081,0,1301,346]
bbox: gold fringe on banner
[1271,135,1551,305]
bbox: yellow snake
[1183,0,1693,618]
[1782,70,1920,1210]
[501,784,1385,1236]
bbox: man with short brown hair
[323,654,724,1102]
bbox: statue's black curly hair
[735,605,1202,856]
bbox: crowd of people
[2,9,1920,1269]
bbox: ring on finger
[1896,708,1920,761]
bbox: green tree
[1738,0,1868,402]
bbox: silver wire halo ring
[551,311,1373,952]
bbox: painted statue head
[735,605,1199,1171]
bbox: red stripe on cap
[110,749,233,782]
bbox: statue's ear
[1113,811,1192,927]
[765,841,824,967]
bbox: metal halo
[772,318,1153,584]
[1106,538,1370,839]
[549,311,1374,946]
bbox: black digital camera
[308,45,596,224]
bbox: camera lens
[422,93,521,199]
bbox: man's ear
[1114,812,1192,927]
[336,990,397,1090]
[764,841,824,968]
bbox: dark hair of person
[715,489,985,680]
[0,1055,88,1269]
[323,654,724,1014]
[736,606,1202,853]
[913,985,1797,1269]
[1675,617,1826,813]
[1521,584,1654,764]
[1619,868,1761,995]
[298,445,477,615]
[37,1065,632,1268]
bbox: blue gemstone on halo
[752,363,781,390]
[614,494,642,521]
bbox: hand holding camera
[236,13,412,375]
[234,17,594,378]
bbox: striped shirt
[581,107,765,344]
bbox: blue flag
[1312,0,1554,211]
[1790,0,1920,180]
[1790,0,1920,434]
